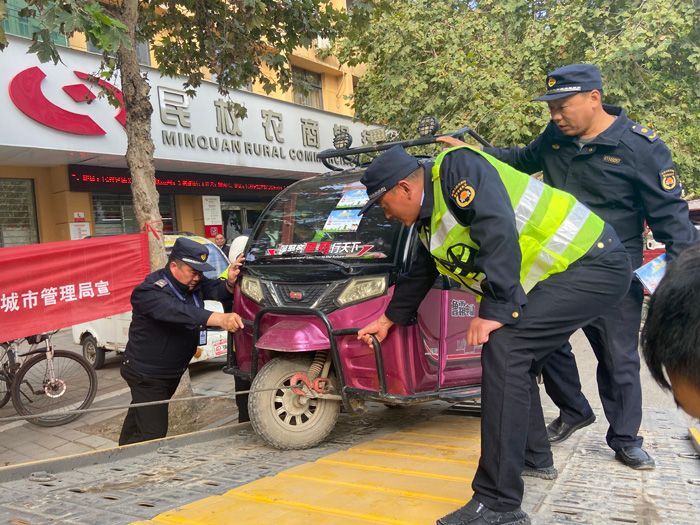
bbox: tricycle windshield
[247,171,404,263]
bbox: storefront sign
[0,234,149,342]
[1,36,382,177]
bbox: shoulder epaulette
[155,279,168,288]
[630,124,658,142]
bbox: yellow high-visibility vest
[419,146,604,293]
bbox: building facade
[0,6,375,248]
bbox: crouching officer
[119,237,244,446]
[357,145,632,525]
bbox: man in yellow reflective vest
[357,144,632,525]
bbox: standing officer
[119,237,244,446]
[357,144,631,525]
[479,64,699,470]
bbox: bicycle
[0,331,98,427]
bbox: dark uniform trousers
[119,365,181,446]
[228,332,251,423]
[472,245,632,512]
[541,278,644,451]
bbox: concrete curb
[0,422,251,484]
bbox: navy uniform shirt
[483,105,699,267]
[123,265,233,378]
[385,148,527,326]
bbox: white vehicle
[72,233,231,369]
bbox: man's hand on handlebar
[226,254,245,289]
[357,314,395,349]
[207,312,245,332]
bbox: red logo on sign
[9,66,126,135]
[289,291,303,300]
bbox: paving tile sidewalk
[0,329,239,467]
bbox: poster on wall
[202,196,222,236]
[69,222,91,240]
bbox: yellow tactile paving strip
[689,427,700,455]
[133,415,480,525]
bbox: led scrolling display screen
[69,165,290,196]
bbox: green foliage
[12,1,131,64]
[0,1,7,49]
[135,0,353,98]
[335,0,700,193]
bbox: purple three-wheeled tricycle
[225,121,490,450]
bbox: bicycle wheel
[0,343,15,408]
[11,350,98,427]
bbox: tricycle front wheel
[249,355,340,450]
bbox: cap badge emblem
[548,77,556,87]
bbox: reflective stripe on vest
[420,146,604,293]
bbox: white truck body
[71,300,228,369]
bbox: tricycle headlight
[241,276,264,304]
[336,276,387,306]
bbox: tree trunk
[119,0,166,272]
[117,0,196,428]
[169,369,197,435]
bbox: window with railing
[92,193,176,236]
[0,178,39,247]
[86,39,151,67]
[1,0,67,46]
[292,67,322,109]
[210,71,252,91]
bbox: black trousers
[228,332,251,423]
[119,365,181,446]
[541,278,644,451]
[472,245,631,512]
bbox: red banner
[0,234,150,342]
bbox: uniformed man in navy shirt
[357,145,632,525]
[479,64,699,470]
[119,237,244,445]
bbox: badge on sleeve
[450,180,475,208]
[659,168,677,191]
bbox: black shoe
[522,465,558,480]
[546,414,596,444]
[614,446,655,470]
[437,499,530,525]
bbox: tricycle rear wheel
[249,355,340,450]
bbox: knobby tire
[10,350,98,427]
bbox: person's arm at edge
[636,140,700,259]
[441,150,527,342]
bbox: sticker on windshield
[336,189,369,209]
[323,209,362,232]
[267,241,384,258]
